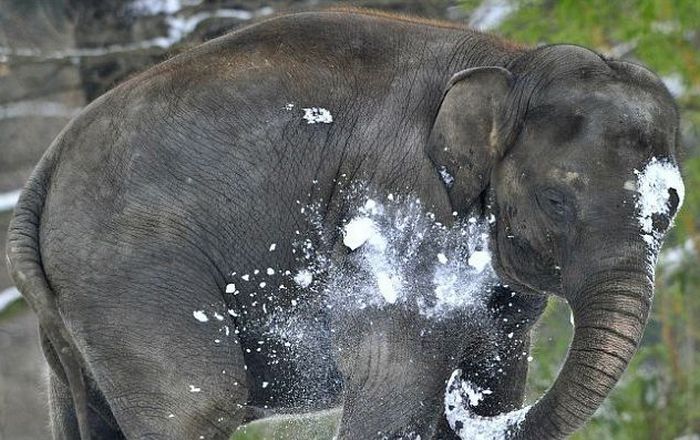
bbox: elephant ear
[426,66,513,215]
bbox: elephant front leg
[333,309,464,439]
[336,336,446,438]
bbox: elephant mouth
[489,231,562,297]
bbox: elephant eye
[537,188,573,221]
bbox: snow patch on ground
[0,189,21,212]
[302,107,333,124]
[634,157,685,276]
[0,101,81,120]
[445,369,530,440]
[0,287,22,313]
[130,0,201,16]
[469,0,517,30]
[0,7,273,60]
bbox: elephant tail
[6,139,92,440]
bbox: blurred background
[0,1,697,439]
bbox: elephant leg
[333,310,457,439]
[47,369,80,440]
[432,331,533,439]
[55,278,250,440]
[41,329,125,440]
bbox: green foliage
[496,0,700,88]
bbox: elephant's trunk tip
[444,369,531,440]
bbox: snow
[0,7,274,60]
[193,310,208,322]
[294,270,313,288]
[633,157,685,275]
[261,381,269,388]
[326,195,496,317]
[445,369,530,440]
[130,0,201,16]
[302,107,333,124]
[343,217,380,251]
[0,287,22,313]
[438,166,455,188]
[468,0,517,30]
[269,243,277,251]
[376,272,399,304]
[468,251,491,272]
[225,283,236,293]
[266,268,275,275]
[661,73,686,97]
[0,189,21,212]
[189,385,201,392]
[0,101,81,120]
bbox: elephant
[6,8,684,440]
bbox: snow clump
[445,369,530,440]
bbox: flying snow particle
[225,283,236,293]
[438,166,455,187]
[241,274,250,281]
[376,272,399,304]
[437,253,448,264]
[343,217,379,250]
[269,243,277,251]
[261,381,269,389]
[193,311,208,322]
[189,385,202,393]
[294,270,313,288]
[266,268,275,275]
[213,312,224,321]
[302,107,333,124]
[468,251,491,272]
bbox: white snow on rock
[189,385,202,393]
[302,107,333,124]
[294,270,313,288]
[437,253,449,264]
[0,287,22,313]
[445,369,530,440]
[634,157,685,275]
[193,310,208,322]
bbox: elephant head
[427,45,684,438]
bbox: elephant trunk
[513,271,652,439]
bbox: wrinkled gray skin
[6,9,682,440]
